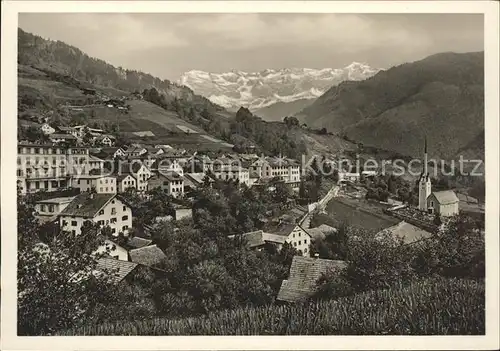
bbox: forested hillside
[18,28,354,157]
[296,52,484,161]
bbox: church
[418,138,460,217]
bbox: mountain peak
[178,64,382,111]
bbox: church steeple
[423,136,428,177]
[418,136,432,211]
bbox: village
[16,118,485,304]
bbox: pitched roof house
[58,192,132,236]
[427,190,460,217]
[277,256,347,303]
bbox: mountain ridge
[295,51,485,162]
[178,63,382,114]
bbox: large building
[17,143,90,194]
[250,156,301,187]
[59,192,132,236]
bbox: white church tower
[418,137,432,211]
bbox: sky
[19,13,484,81]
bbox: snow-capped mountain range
[178,62,382,112]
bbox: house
[59,192,132,236]
[72,175,117,194]
[228,230,290,252]
[116,174,137,193]
[263,221,312,256]
[129,244,167,267]
[183,172,213,192]
[339,171,360,183]
[57,126,79,138]
[146,147,164,156]
[119,162,152,192]
[277,256,347,303]
[427,190,460,217]
[98,147,126,160]
[49,133,78,144]
[376,221,433,245]
[40,123,55,135]
[35,196,76,221]
[148,171,184,197]
[96,258,138,284]
[96,134,116,147]
[94,239,129,261]
[156,157,184,176]
[87,155,105,173]
[125,146,147,158]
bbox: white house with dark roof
[119,162,152,192]
[427,190,460,217]
[59,192,132,236]
[116,173,137,193]
[262,221,312,256]
[72,174,117,194]
[147,171,184,197]
[96,134,116,147]
[35,196,76,221]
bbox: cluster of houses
[40,123,117,147]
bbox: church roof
[431,190,459,205]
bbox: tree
[17,203,116,335]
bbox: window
[123,206,126,211]
[299,240,302,245]
[98,210,104,215]
[40,204,46,212]
[304,239,307,244]
[71,221,77,227]
[304,248,308,253]
[49,204,54,212]
[122,225,128,231]
[293,242,297,247]
[111,228,116,234]
[110,218,117,223]
[100,187,103,192]
[106,187,108,192]
[111,208,116,215]
[72,230,76,235]
[111,200,115,204]
[78,180,81,185]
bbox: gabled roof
[129,244,167,267]
[264,222,298,237]
[59,193,116,218]
[119,162,149,174]
[36,196,76,205]
[126,236,153,249]
[49,133,77,140]
[430,190,460,205]
[148,171,183,183]
[277,256,347,303]
[96,258,138,283]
